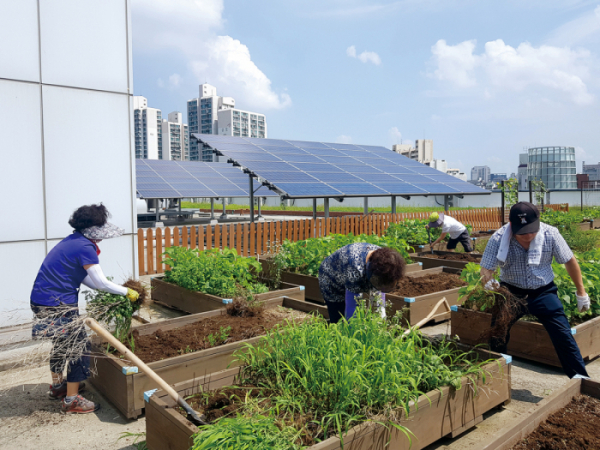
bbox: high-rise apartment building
[528,146,576,189]
[187,84,267,161]
[471,166,491,183]
[518,153,528,190]
[162,112,189,161]
[133,96,162,159]
[392,140,433,164]
[582,161,600,181]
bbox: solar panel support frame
[249,175,255,223]
[210,198,215,220]
[364,197,368,215]
[324,198,330,219]
[391,196,397,214]
[312,198,317,220]
[220,198,228,220]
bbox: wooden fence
[137,204,568,275]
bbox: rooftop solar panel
[193,135,489,199]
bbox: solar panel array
[194,134,487,198]
[136,159,277,199]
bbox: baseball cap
[509,202,540,235]
[428,212,444,228]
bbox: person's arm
[480,233,501,284]
[83,264,128,296]
[81,275,97,289]
[564,257,586,296]
[432,232,447,248]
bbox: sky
[131,0,600,176]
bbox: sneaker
[48,381,86,399]
[61,395,100,414]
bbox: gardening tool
[84,318,208,426]
[426,226,434,254]
[403,297,451,335]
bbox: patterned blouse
[318,243,380,303]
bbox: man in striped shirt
[480,202,590,378]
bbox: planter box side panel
[280,271,324,303]
[89,352,135,418]
[151,277,224,314]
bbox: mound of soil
[425,253,482,262]
[183,386,263,422]
[511,395,600,449]
[390,272,466,297]
[120,307,307,363]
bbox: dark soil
[511,395,600,449]
[123,278,149,305]
[390,272,466,297]
[424,253,482,262]
[183,386,264,422]
[118,307,307,363]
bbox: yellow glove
[126,288,140,302]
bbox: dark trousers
[490,282,588,378]
[324,298,345,324]
[31,304,90,383]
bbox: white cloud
[347,45,382,65]
[336,135,353,144]
[546,5,600,46]
[388,126,402,143]
[429,38,594,105]
[132,0,291,110]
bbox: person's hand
[480,267,495,285]
[485,279,500,291]
[576,294,590,313]
[126,288,140,302]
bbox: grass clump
[189,303,497,448]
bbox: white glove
[577,294,590,313]
[484,279,500,291]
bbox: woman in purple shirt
[31,204,139,414]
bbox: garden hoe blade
[84,318,209,426]
[427,227,434,254]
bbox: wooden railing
[137,204,568,275]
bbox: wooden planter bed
[410,251,482,270]
[260,260,423,304]
[151,276,305,314]
[578,221,592,231]
[479,377,600,450]
[451,307,600,367]
[386,266,464,325]
[89,296,328,419]
[145,347,511,450]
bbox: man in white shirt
[426,212,473,252]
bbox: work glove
[576,294,590,313]
[126,288,140,302]
[484,279,500,291]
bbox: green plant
[117,432,148,450]
[385,219,443,245]
[500,178,518,207]
[271,233,411,278]
[458,263,498,311]
[163,247,269,298]
[531,179,548,205]
[206,326,232,347]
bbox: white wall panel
[0,0,40,82]
[42,85,134,239]
[39,0,129,93]
[0,241,46,327]
[0,80,45,242]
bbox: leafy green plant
[531,179,548,205]
[163,247,269,297]
[500,178,518,207]
[458,263,498,311]
[385,219,443,245]
[271,233,411,277]
[206,326,232,347]
[117,432,147,450]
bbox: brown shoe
[61,395,100,414]
[48,381,86,399]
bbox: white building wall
[0,0,136,327]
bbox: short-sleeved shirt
[441,216,467,239]
[30,232,99,306]
[480,223,573,290]
[318,243,379,303]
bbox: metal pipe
[220,198,228,219]
[363,197,368,215]
[210,198,215,220]
[313,198,317,220]
[501,180,505,225]
[529,180,533,203]
[324,198,330,219]
[391,196,396,214]
[257,197,262,219]
[249,175,255,223]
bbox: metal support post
[220,198,228,220]
[257,197,263,219]
[529,180,533,203]
[364,197,368,215]
[312,198,317,220]
[444,195,451,212]
[501,180,505,225]
[249,175,255,223]
[391,196,396,214]
[210,198,215,220]
[581,187,584,211]
[324,198,330,219]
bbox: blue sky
[132,0,600,176]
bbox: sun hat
[428,212,444,228]
[81,222,124,240]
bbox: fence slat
[164,227,171,251]
[243,223,249,256]
[190,226,196,250]
[146,228,154,274]
[173,227,180,248]
[271,221,277,252]
[182,226,188,249]
[206,224,212,250]
[250,223,255,256]
[137,229,145,275]
[155,228,163,274]
[236,223,242,254]
[215,223,221,249]
[198,225,204,251]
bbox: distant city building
[161,112,189,161]
[528,146,576,189]
[490,173,508,183]
[582,161,600,181]
[518,153,528,190]
[470,165,490,183]
[187,83,266,162]
[133,96,162,159]
[428,159,447,173]
[446,168,467,181]
[393,139,433,164]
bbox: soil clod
[390,272,466,297]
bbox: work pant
[31,304,91,383]
[490,282,588,379]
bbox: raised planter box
[386,266,463,326]
[89,296,328,419]
[451,307,600,367]
[151,276,305,314]
[578,221,592,231]
[410,251,482,271]
[260,260,423,304]
[146,346,511,450]
[479,378,600,450]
